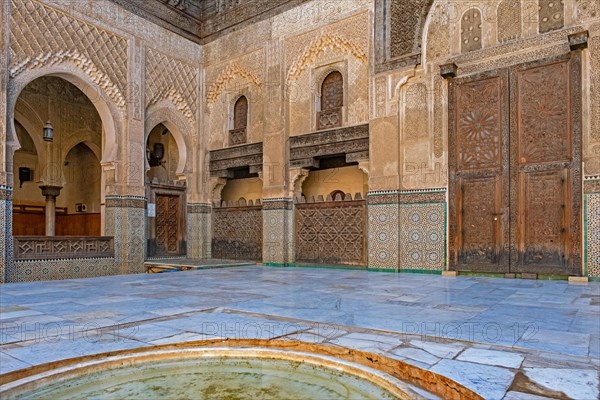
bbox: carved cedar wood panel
[450,53,582,275]
[156,194,181,255]
[211,206,263,261]
[450,71,510,272]
[511,54,581,274]
[295,201,366,266]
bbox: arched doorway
[11,76,104,237]
[145,123,186,257]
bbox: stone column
[103,37,147,274]
[39,185,62,236]
[0,1,12,283]
[186,203,212,259]
[261,40,294,265]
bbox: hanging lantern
[43,121,54,142]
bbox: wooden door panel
[459,176,507,268]
[456,77,504,171]
[510,53,582,274]
[156,194,180,255]
[449,70,510,272]
[516,62,571,165]
[519,170,566,268]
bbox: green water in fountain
[13,357,402,399]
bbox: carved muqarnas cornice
[289,124,369,169]
[209,142,263,178]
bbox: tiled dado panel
[0,186,14,283]
[7,258,117,282]
[367,190,446,271]
[105,196,146,275]
[262,199,294,265]
[187,204,212,259]
[398,202,445,271]
[585,180,600,277]
[368,203,399,270]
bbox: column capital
[39,185,62,199]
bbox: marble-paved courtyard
[0,266,599,399]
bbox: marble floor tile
[430,359,516,400]
[0,351,31,374]
[522,367,599,400]
[0,266,598,400]
[456,348,525,369]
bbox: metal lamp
[43,120,54,142]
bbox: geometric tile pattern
[585,193,600,277]
[368,203,399,270]
[105,205,146,275]
[187,211,212,259]
[6,258,117,282]
[399,203,445,270]
[367,190,447,272]
[262,204,294,265]
[0,195,13,283]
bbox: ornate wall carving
[212,205,262,261]
[401,82,430,188]
[209,142,263,177]
[588,33,600,175]
[146,49,198,126]
[433,76,444,158]
[295,200,366,266]
[497,0,522,43]
[389,0,432,59]
[10,0,128,109]
[461,8,483,53]
[13,236,114,260]
[289,124,369,169]
[425,4,450,63]
[576,0,599,21]
[375,0,434,72]
[539,0,565,34]
[206,63,263,104]
[284,11,369,136]
[286,33,367,82]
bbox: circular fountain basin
[1,347,429,399]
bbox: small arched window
[317,71,343,130]
[230,96,248,145]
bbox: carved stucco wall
[9,0,128,110]
[205,53,266,151]
[146,48,199,128]
[285,11,370,137]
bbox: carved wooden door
[449,69,510,272]
[155,194,180,255]
[450,53,582,275]
[509,54,582,275]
